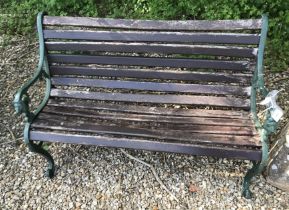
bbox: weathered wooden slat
[42,106,254,127]
[44,30,260,45]
[48,99,250,119]
[48,55,249,70]
[50,66,252,84]
[51,77,250,96]
[43,16,262,31]
[35,114,257,137]
[30,131,262,160]
[32,118,255,140]
[32,115,259,144]
[45,42,257,58]
[50,89,250,109]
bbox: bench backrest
[42,15,265,111]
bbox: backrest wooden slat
[50,89,250,109]
[43,16,262,31]
[46,42,257,58]
[48,54,249,70]
[50,66,252,84]
[44,30,260,45]
[51,77,250,96]
[47,98,249,119]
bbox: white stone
[272,164,278,170]
[286,134,289,147]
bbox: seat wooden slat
[32,114,259,145]
[50,89,250,109]
[50,66,252,84]
[44,30,260,45]
[48,99,250,119]
[32,115,257,137]
[30,131,262,160]
[43,16,262,31]
[51,77,250,96]
[45,42,257,58]
[42,106,254,127]
[48,54,249,70]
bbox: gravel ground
[1,36,289,209]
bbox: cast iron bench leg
[242,161,261,198]
[242,134,269,199]
[27,140,55,178]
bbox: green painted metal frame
[13,12,55,177]
[242,14,278,198]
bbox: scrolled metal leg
[242,137,269,198]
[27,140,55,178]
[242,125,270,199]
[242,161,262,199]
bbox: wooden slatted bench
[14,12,279,198]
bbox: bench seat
[30,98,261,160]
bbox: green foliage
[1,0,288,71]
[0,0,98,35]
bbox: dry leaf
[152,206,159,210]
[189,184,199,193]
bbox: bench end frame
[13,11,55,178]
[243,14,279,198]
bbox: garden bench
[14,12,279,198]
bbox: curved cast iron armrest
[13,65,50,122]
[13,12,50,123]
[250,13,279,134]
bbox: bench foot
[27,141,55,178]
[242,188,253,199]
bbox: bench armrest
[250,14,282,136]
[13,62,48,121]
[13,12,50,123]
